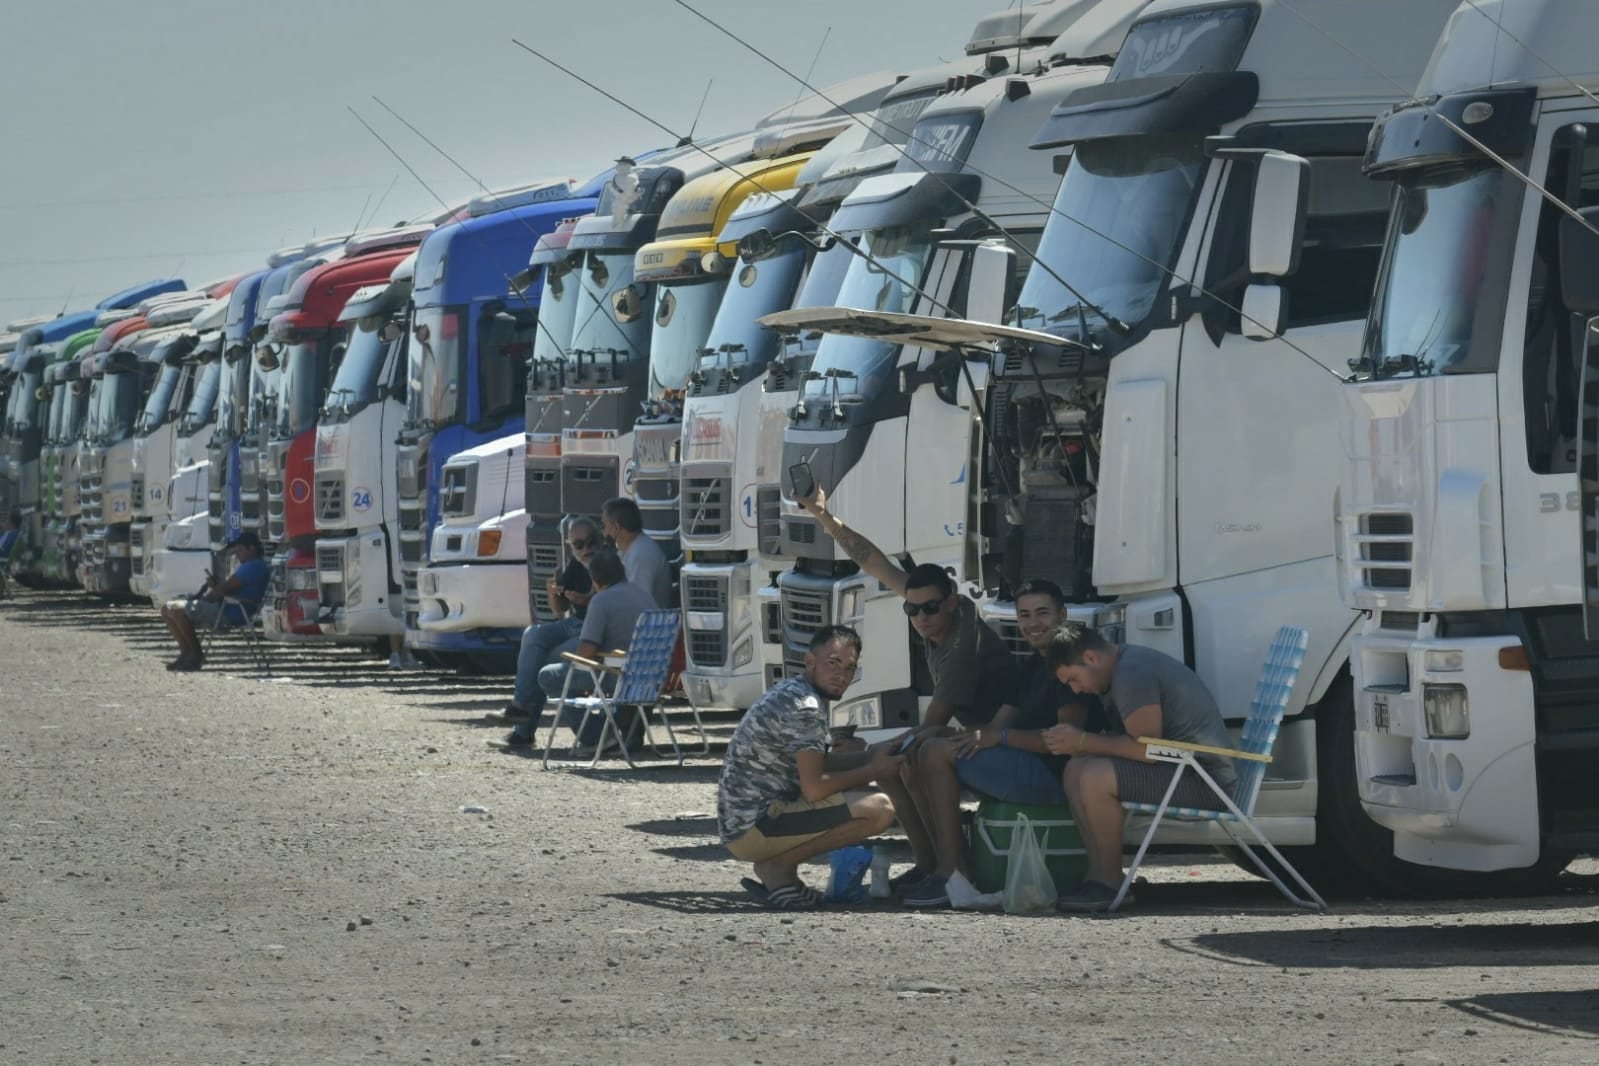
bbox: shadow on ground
[1448,989,1599,1038]
[1172,920,1599,969]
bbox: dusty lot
[3,590,1598,1066]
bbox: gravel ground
[4,590,1599,1066]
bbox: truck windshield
[805,225,935,401]
[274,338,330,437]
[249,364,280,435]
[409,305,464,428]
[7,371,40,431]
[68,384,90,442]
[180,364,219,436]
[1016,134,1206,345]
[650,278,726,395]
[1361,163,1505,376]
[135,364,183,436]
[532,265,578,367]
[324,322,388,417]
[570,251,649,367]
[702,245,808,372]
[98,372,140,443]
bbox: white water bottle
[868,847,892,899]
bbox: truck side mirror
[967,242,1016,325]
[1559,205,1599,315]
[1247,151,1310,278]
[1241,283,1287,341]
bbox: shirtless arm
[795,483,907,595]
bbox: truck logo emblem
[289,479,311,504]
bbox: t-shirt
[619,534,670,608]
[578,579,656,654]
[0,528,17,559]
[1006,652,1106,774]
[717,676,827,842]
[909,595,1013,729]
[559,557,593,620]
[226,557,272,625]
[1103,644,1236,788]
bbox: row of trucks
[4,0,1588,893]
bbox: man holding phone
[487,516,600,734]
[794,475,1013,906]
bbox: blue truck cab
[398,176,603,668]
[209,270,269,564]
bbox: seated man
[495,547,655,754]
[487,516,599,724]
[795,482,1014,906]
[893,579,1106,907]
[1043,622,1238,913]
[718,625,901,910]
[0,510,19,596]
[601,496,670,608]
[157,531,271,672]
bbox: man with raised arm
[718,625,902,910]
[1042,622,1237,913]
[795,482,1014,907]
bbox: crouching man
[717,625,903,910]
[1043,622,1238,912]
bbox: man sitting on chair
[158,531,270,672]
[1042,622,1237,913]
[495,547,655,756]
[718,625,902,910]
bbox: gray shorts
[184,599,228,629]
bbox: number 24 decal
[352,490,372,510]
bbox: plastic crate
[969,799,1087,894]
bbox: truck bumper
[1351,621,1540,870]
[263,551,323,641]
[315,533,402,639]
[415,563,529,632]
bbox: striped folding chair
[1113,625,1324,913]
[541,609,696,768]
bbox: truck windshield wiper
[1047,301,1132,337]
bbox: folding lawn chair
[199,595,272,678]
[540,609,700,768]
[1114,625,1325,913]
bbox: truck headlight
[1424,649,1464,672]
[1094,602,1126,638]
[732,635,754,668]
[288,567,317,591]
[477,529,503,557]
[1423,683,1470,739]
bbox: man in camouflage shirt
[718,625,903,910]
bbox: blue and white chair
[199,595,271,678]
[1114,625,1324,913]
[541,609,695,768]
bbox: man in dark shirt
[158,531,270,671]
[489,517,599,725]
[796,480,1014,905]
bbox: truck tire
[1266,672,1569,897]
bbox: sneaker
[488,733,535,752]
[900,872,951,908]
[388,653,403,670]
[483,705,531,724]
[1055,879,1130,914]
[888,866,932,899]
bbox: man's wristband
[1076,730,1087,755]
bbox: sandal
[741,877,823,910]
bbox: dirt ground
[4,590,1598,1066]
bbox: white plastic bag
[1002,813,1058,915]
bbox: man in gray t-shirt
[602,496,670,607]
[1041,622,1238,913]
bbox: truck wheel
[1299,672,1569,898]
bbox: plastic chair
[199,596,271,678]
[1113,625,1324,913]
[540,609,698,768]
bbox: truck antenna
[57,284,74,317]
[349,189,374,235]
[781,26,830,130]
[682,79,714,147]
[668,0,1353,381]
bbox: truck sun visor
[1032,70,1258,149]
[828,172,983,234]
[1364,87,1537,178]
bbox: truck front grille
[317,476,344,523]
[130,476,145,511]
[1356,512,1414,592]
[682,475,730,538]
[683,573,729,667]
[781,584,832,676]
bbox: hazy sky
[0,0,1018,323]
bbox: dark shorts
[954,746,1066,806]
[726,794,852,862]
[1113,759,1233,811]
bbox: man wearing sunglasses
[796,481,1013,904]
[487,516,601,736]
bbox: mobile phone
[895,733,917,755]
[789,460,816,499]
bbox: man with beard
[717,626,903,910]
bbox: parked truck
[259,226,432,642]
[312,254,416,645]
[1337,0,1599,884]
[37,329,101,584]
[399,178,601,670]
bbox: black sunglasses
[902,599,946,617]
[569,536,597,551]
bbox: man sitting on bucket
[157,531,271,672]
[718,625,903,910]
